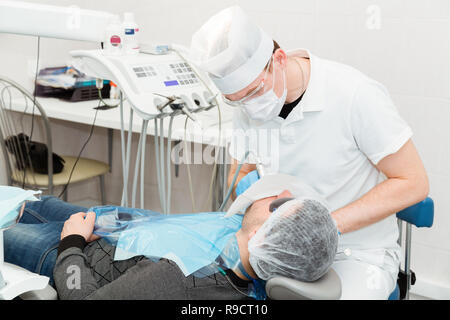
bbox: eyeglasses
[222,57,273,107]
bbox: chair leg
[63,187,68,202]
[404,223,412,300]
[99,175,106,205]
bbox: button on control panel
[133,66,157,78]
[169,63,199,86]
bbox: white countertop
[11,96,235,147]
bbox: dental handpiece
[255,156,265,177]
[181,106,198,122]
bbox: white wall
[0,0,449,299]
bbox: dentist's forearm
[331,177,428,234]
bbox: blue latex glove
[235,170,260,197]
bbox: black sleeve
[57,234,87,256]
[53,248,189,300]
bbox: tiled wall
[0,0,449,298]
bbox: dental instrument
[71,45,223,212]
[1,1,225,213]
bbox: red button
[110,35,121,47]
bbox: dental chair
[388,197,434,300]
[265,197,434,300]
[0,230,57,300]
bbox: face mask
[242,62,287,122]
[0,186,41,230]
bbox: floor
[409,293,431,300]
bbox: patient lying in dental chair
[3,181,338,300]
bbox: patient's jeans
[3,196,87,286]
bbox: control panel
[70,49,217,120]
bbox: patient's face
[242,190,293,232]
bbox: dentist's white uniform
[191,6,411,299]
[229,48,411,299]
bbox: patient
[4,189,338,300]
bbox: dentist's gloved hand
[235,170,260,197]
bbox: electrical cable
[94,87,122,110]
[58,102,100,199]
[57,78,117,200]
[57,43,109,199]
[219,269,251,298]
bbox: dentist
[189,6,429,299]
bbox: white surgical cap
[189,6,274,94]
[248,198,338,282]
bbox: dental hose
[183,114,222,213]
[166,115,175,214]
[140,120,149,209]
[120,104,133,207]
[203,95,222,212]
[119,93,126,206]
[184,117,197,212]
[159,117,166,213]
[218,151,251,212]
[131,119,148,208]
[154,119,164,212]
[172,45,223,213]
[124,108,133,206]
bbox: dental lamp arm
[0,0,114,42]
